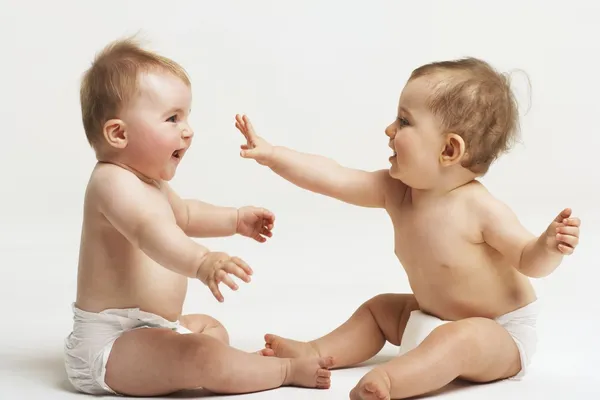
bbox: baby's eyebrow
[399,106,413,117]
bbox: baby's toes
[317,368,331,378]
[316,375,331,389]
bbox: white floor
[2,220,599,399]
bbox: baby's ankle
[308,341,323,358]
[281,358,293,386]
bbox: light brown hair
[410,57,524,175]
[80,36,191,148]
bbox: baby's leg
[180,314,229,344]
[349,317,521,400]
[262,294,419,369]
[105,328,334,396]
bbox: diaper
[63,304,192,395]
[398,300,539,380]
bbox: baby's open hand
[235,114,275,166]
[196,252,253,302]
[545,208,581,255]
[236,206,275,243]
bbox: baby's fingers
[562,217,581,227]
[216,269,239,291]
[556,226,579,237]
[208,281,224,303]
[554,208,572,223]
[556,232,579,248]
[232,256,253,275]
[242,115,258,138]
[229,257,253,280]
[558,244,574,255]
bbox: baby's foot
[262,333,320,358]
[283,356,334,389]
[349,368,392,400]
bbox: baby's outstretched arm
[165,184,237,237]
[235,114,396,209]
[479,195,580,278]
[94,167,251,301]
[165,184,275,243]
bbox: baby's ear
[439,133,465,166]
[103,119,128,149]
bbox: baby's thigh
[180,314,229,344]
[105,327,224,396]
[442,318,521,382]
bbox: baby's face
[119,71,194,182]
[385,77,445,189]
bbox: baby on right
[234,57,581,399]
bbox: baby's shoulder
[85,163,155,205]
[88,163,142,191]
[457,180,515,223]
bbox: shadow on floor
[4,350,79,394]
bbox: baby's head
[80,37,194,182]
[386,57,521,189]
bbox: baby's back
[75,164,187,322]
[387,181,536,321]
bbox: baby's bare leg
[105,328,334,396]
[263,294,419,368]
[180,314,229,344]
[349,317,521,400]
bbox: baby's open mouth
[172,150,182,159]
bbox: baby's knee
[181,334,229,374]
[363,293,396,309]
[209,322,230,345]
[181,314,230,344]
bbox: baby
[63,37,333,396]
[234,57,581,399]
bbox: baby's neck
[410,170,477,205]
[96,153,159,188]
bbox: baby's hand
[236,206,275,243]
[196,252,253,302]
[235,114,275,166]
[545,208,581,255]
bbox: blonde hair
[80,36,191,148]
[410,57,524,175]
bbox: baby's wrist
[265,146,283,167]
[195,249,211,282]
[234,208,241,234]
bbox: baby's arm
[478,194,580,278]
[93,167,251,301]
[164,183,275,243]
[235,114,398,208]
[164,184,237,237]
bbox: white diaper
[63,304,192,395]
[399,300,539,380]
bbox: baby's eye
[398,117,410,127]
[166,115,177,123]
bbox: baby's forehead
[398,77,436,110]
[136,71,191,105]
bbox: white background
[1,0,598,398]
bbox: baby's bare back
[75,165,187,321]
[388,181,536,321]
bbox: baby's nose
[181,124,194,138]
[384,124,395,138]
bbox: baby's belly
[76,253,188,321]
[406,263,536,321]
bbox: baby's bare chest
[389,202,483,271]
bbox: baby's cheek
[394,135,412,157]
